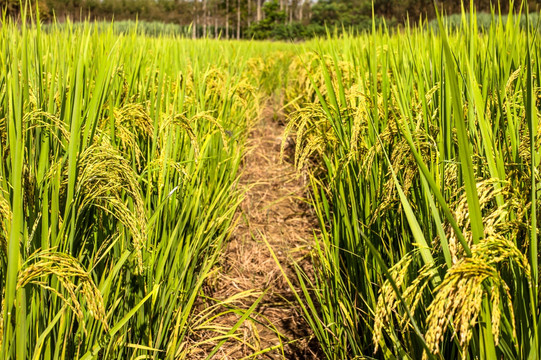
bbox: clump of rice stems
[285,52,356,108]
[0,18,275,359]
[76,143,147,271]
[279,8,541,360]
[17,250,108,331]
[282,89,373,173]
[373,236,530,359]
[45,142,147,272]
[424,235,529,358]
[284,53,321,106]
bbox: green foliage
[246,0,286,39]
[429,12,541,32]
[310,0,370,28]
[247,0,393,40]
[42,20,193,36]
[3,0,539,41]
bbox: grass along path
[207,101,321,359]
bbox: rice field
[1,6,540,360]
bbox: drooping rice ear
[75,143,147,272]
[17,250,109,332]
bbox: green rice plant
[0,11,295,359]
[282,4,541,359]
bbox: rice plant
[0,10,295,359]
[282,5,541,360]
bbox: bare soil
[195,101,321,359]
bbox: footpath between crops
[209,100,321,359]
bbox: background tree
[246,0,285,39]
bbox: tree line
[2,0,540,39]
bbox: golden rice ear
[424,236,529,357]
[161,113,200,159]
[25,110,70,149]
[373,253,437,353]
[373,254,415,351]
[191,112,231,152]
[445,178,528,263]
[17,250,108,332]
[285,103,340,172]
[108,103,154,170]
[75,143,147,273]
[372,126,439,223]
[0,185,11,255]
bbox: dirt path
[210,103,321,359]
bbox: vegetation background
[1,0,540,39]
